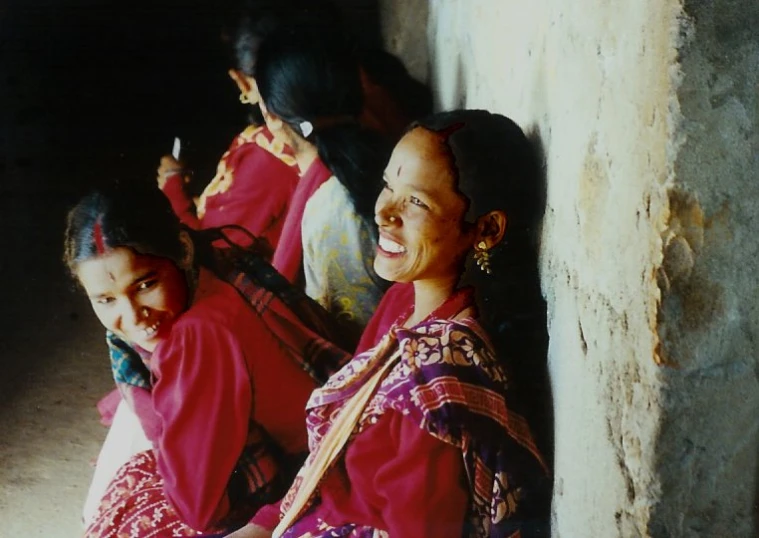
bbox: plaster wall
[381,0,758,536]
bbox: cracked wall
[381,0,758,536]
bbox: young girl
[66,185,341,536]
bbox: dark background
[0,0,380,398]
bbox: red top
[354,282,415,354]
[251,283,469,536]
[271,159,333,284]
[251,412,468,536]
[149,268,316,530]
[162,125,298,252]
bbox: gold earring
[474,241,492,274]
[239,92,251,104]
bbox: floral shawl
[278,288,549,538]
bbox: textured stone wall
[380,0,758,536]
[652,0,759,535]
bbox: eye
[409,195,428,209]
[95,296,115,305]
[382,180,394,192]
[137,279,157,292]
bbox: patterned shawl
[279,288,549,538]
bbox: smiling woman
[63,185,345,537]
[76,248,189,351]
[230,110,550,538]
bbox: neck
[406,275,459,327]
[295,142,319,175]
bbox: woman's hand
[157,155,186,190]
[225,523,273,538]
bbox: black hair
[414,110,553,469]
[63,182,218,278]
[255,29,391,224]
[227,0,343,128]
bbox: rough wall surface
[652,0,759,536]
[381,0,757,536]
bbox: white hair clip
[299,120,314,138]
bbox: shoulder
[305,176,349,211]
[169,270,263,343]
[240,125,298,169]
[395,318,505,382]
[302,177,358,233]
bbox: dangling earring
[474,241,492,274]
[239,92,251,104]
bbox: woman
[66,185,348,536]
[255,29,393,345]
[232,110,550,537]
[156,6,301,254]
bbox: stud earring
[474,241,492,274]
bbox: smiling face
[374,127,474,286]
[75,247,188,352]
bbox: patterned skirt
[84,450,212,538]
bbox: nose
[119,298,147,329]
[374,191,399,227]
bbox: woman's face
[75,247,188,352]
[374,127,474,285]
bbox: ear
[473,210,508,250]
[178,230,195,270]
[228,68,251,94]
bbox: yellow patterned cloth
[301,177,386,342]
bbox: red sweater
[162,125,298,252]
[149,269,316,530]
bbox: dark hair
[64,184,187,277]
[229,0,342,77]
[415,110,552,466]
[255,29,391,223]
[227,0,343,129]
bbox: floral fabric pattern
[278,293,548,538]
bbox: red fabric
[271,159,332,284]
[84,451,202,537]
[354,282,415,354]
[162,126,298,251]
[95,388,121,426]
[251,412,468,536]
[146,268,315,530]
[250,500,282,529]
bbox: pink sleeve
[161,173,201,229]
[121,384,161,443]
[152,320,252,530]
[248,499,282,530]
[346,412,469,537]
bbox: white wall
[381,0,758,536]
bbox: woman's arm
[160,171,202,229]
[151,320,277,530]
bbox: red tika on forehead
[93,217,106,254]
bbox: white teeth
[141,321,160,337]
[379,235,406,254]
